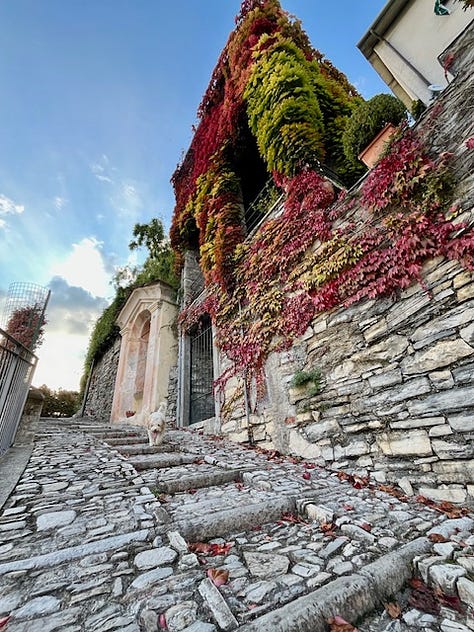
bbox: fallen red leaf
[428,533,449,543]
[434,587,465,614]
[209,542,233,556]
[320,521,336,533]
[328,615,358,631]
[408,578,440,615]
[352,475,369,489]
[279,512,307,525]
[189,541,233,557]
[207,568,229,587]
[385,602,402,619]
[189,542,213,554]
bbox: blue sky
[0,0,388,390]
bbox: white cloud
[50,237,112,298]
[33,331,89,391]
[0,194,24,229]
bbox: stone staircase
[91,422,474,632]
[0,418,472,632]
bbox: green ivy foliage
[244,34,325,175]
[342,93,408,166]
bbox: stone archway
[110,282,178,425]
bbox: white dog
[147,402,167,447]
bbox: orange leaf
[328,615,358,631]
[428,533,449,543]
[207,568,229,587]
[385,602,402,619]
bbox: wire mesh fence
[1,282,50,351]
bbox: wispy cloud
[91,154,114,184]
[0,194,24,229]
[54,196,66,210]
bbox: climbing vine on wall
[170,0,363,282]
[172,0,473,404]
[179,128,472,402]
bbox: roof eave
[357,0,411,58]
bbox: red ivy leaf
[207,568,230,587]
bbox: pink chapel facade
[110,282,178,426]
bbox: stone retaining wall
[219,26,474,504]
[83,337,121,423]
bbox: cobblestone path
[0,417,472,631]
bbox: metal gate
[0,328,37,456]
[189,316,215,424]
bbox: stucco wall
[218,26,474,504]
[360,0,472,106]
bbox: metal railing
[0,327,37,456]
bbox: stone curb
[238,537,432,632]
[0,444,34,511]
[169,496,296,542]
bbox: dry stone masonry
[220,26,474,505]
[83,337,121,423]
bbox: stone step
[155,468,244,493]
[101,435,148,445]
[169,495,296,541]
[128,453,198,470]
[0,529,150,573]
[114,443,178,456]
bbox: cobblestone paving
[0,418,472,631]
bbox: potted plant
[342,93,408,169]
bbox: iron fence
[0,327,37,456]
